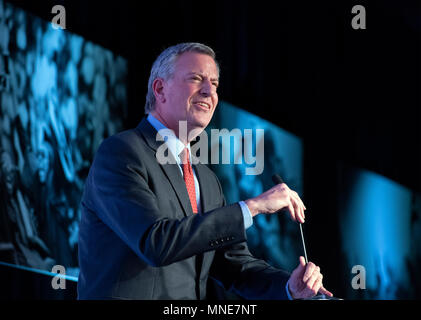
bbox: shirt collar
[147,114,191,164]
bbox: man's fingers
[300,204,305,223]
[275,184,306,223]
[292,198,303,223]
[311,274,323,295]
[287,202,296,222]
[298,200,305,223]
[303,263,317,282]
[305,267,320,290]
[318,286,334,297]
[290,192,305,223]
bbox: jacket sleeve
[82,134,247,267]
[209,242,291,299]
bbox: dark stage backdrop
[0,0,128,280]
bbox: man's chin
[189,115,212,130]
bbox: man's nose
[199,79,213,97]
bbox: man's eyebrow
[186,72,219,81]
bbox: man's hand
[244,182,306,223]
[288,256,333,299]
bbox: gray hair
[144,42,219,114]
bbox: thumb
[298,256,306,268]
[292,256,306,278]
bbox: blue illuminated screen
[0,1,128,279]
[338,166,420,299]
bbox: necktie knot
[180,147,190,165]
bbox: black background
[3,0,420,300]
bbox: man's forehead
[174,52,219,76]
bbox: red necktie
[180,148,198,213]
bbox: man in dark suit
[77,43,333,300]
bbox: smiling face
[152,51,219,142]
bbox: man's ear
[152,78,166,103]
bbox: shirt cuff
[286,280,293,300]
[238,201,253,229]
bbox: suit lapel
[193,162,217,285]
[160,163,193,217]
[136,118,193,217]
[192,163,205,212]
[192,162,210,213]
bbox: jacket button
[210,242,214,247]
[214,240,219,245]
[225,237,230,241]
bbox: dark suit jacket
[77,118,290,299]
